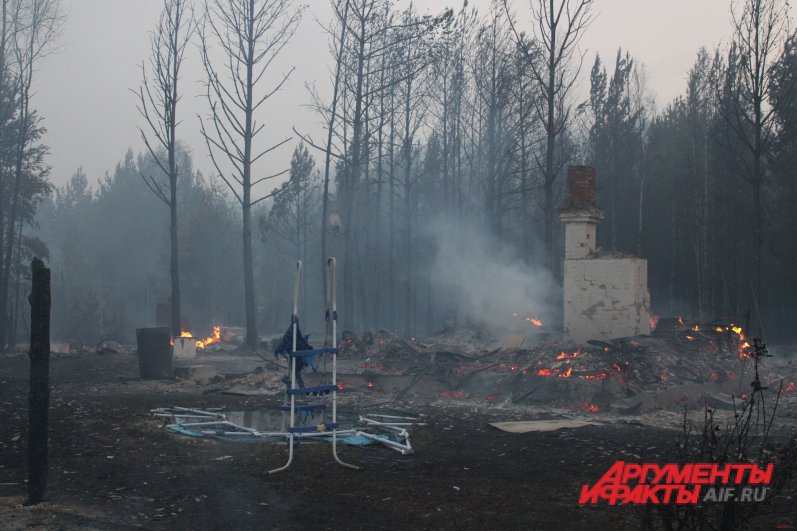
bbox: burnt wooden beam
[26,257,50,505]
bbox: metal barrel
[136,327,173,379]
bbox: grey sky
[35,0,762,188]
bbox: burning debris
[172,326,223,350]
[325,317,792,415]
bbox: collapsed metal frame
[152,408,419,455]
[152,259,421,468]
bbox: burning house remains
[558,166,652,343]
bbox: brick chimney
[557,166,603,260]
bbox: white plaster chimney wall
[559,210,602,260]
[558,166,652,343]
[563,257,651,343]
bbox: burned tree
[726,0,791,320]
[135,0,196,339]
[503,0,594,269]
[0,0,61,350]
[199,0,302,347]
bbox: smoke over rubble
[424,215,559,336]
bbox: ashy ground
[0,351,794,530]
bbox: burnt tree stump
[26,257,50,505]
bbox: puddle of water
[223,408,356,431]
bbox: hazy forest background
[3,0,796,347]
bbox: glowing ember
[740,341,751,358]
[366,382,375,388]
[485,394,495,401]
[538,368,554,376]
[337,381,345,391]
[559,367,573,378]
[579,373,607,380]
[195,326,222,349]
[527,317,543,327]
[649,314,659,331]
[786,382,795,393]
[439,390,465,399]
[556,352,567,360]
[580,402,600,413]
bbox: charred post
[26,257,51,506]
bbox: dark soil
[0,352,794,530]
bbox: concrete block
[173,337,197,359]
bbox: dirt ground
[0,351,795,530]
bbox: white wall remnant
[558,166,651,343]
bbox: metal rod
[329,257,359,470]
[155,413,217,419]
[269,261,302,474]
[364,414,420,421]
[173,406,226,419]
[359,418,418,427]
[373,425,408,437]
[354,431,413,455]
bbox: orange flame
[559,367,573,378]
[195,326,221,349]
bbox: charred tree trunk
[26,257,50,506]
[169,132,180,338]
[0,85,30,351]
[320,0,350,303]
[343,11,367,332]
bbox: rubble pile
[333,319,796,413]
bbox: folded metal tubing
[354,431,413,455]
